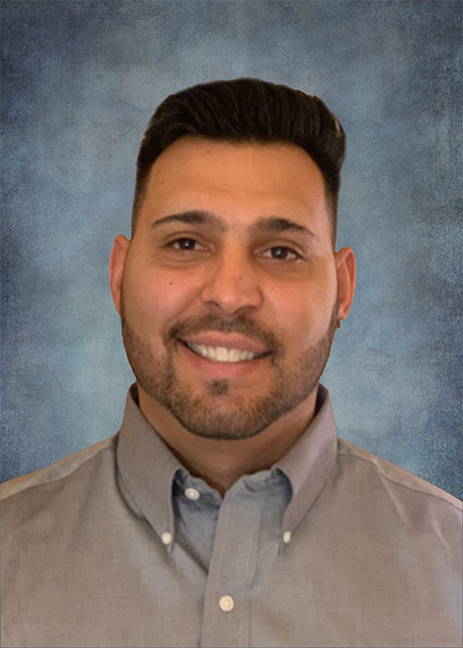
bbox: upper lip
[181,333,269,355]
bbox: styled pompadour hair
[132,78,346,241]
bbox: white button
[185,487,200,501]
[161,532,172,545]
[219,595,235,612]
[283,531,292,544]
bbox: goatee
[121,299,339,440]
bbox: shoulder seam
[1,438,117,501]
[338,445,462,512]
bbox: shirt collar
[277,383,338,534]
[116,383,338,544]
[116,385,183,550]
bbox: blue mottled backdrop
[1,1,461,498]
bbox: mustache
[167,314,283,354]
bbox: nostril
[200,271,264,314]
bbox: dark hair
[132,78,346,241]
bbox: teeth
[186,342,262,363]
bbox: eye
[261,246,301,261]
[167,237,201,251]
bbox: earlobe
[335,247,356,323]
[109,235,130,315]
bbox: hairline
[131,136,338,247]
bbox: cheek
[266,276,336,346]
[123,268,198,333]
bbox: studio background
[1,1,461,499]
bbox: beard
[121,298,339,441]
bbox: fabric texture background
[1,1,462,498]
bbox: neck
[137,387,318,496]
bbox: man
[2,79,461,648]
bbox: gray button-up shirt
[2,385,461,647]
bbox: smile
[184,341,266,363]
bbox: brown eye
[170,238,199,250]
[263,246,300,260]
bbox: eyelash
[167,238,201,251]
[260,246,302,261]
[165,238,302,261]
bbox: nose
[200,246,264,316]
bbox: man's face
[111,137,354,440]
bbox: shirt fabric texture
[1,384,462,648]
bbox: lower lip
[179,342,270,379]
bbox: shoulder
[1,435,118,504]
[337,437,462,518]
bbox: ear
[109,235,130,315]
[335,246,356,323]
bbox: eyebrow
[250,216,316,239]
[151,211,227,231]
[151,211,316,239]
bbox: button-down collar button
[161,532,172,545]
[184,487,200,501]
[219,595,235,612]
[283,531,292,544]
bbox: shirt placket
[199,485,265,648]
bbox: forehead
[138,137,331,236]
